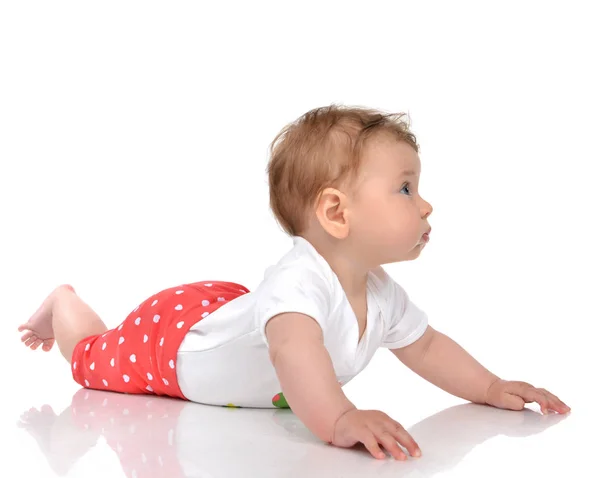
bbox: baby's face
[348,137,433,265]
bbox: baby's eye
[399,183,411,195]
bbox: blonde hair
[267,104,419,236]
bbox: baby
[18,104,571,461]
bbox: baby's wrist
[329,404,357,444]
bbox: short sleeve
[254,263,332,347]
[379,270,429,349]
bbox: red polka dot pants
[71,281,249,400]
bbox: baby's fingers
[388,421,422,458]
[523,389,557,415]
[376,431,407,461]
[538,388,571,413]
[361,433,386,460]
[521,388,551,414]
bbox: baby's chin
[378,243,424,265]
[402,240,428,260]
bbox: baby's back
[176,290,282,408]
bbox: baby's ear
[315,188,350,240]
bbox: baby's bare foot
[18,284,75,351]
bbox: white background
[1,1,598,477]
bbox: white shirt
[176,235,428,408]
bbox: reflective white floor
[5,351,595,478]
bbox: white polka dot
[123,409,129,416]
[85,344,90,351]
[123,374,130,383]
[158,456,164,466]
[201,299,210,306]
[174,304,183,311]
[159,337,164,346]
[146,385,153,392]
[217,297,225,302]
[84,392,89,400]
[89,411,95,417]
[134,317,141,326]
[129,354,136,363]
[110,358,115,367]
[147,373,153,381]
[167,428,174,445]
[102,379,108,387]
[152,299,158,306]
[175,290,184,295]
[163,378,169,386]
[169,359,175,369]
[143,334,148,343]
[204,283,213,287]
[118,336,125,345]
[153,315,160,323]
[102,342,107,350]
[132,470,137,478]
[90,362,95,371]
[84,379,90,387]
[118,324,123,331]
[83,423,89,429]
[141,453,147,463]
[201,312,209,318]
[73,362,77,370]
[176,321,184,329]
[102,398,108,407]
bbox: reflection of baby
[18,389,568,478]
[18,104,570,461]
[19,390,188,477]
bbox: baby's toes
[20,330,34,343]
[30,339,43,350]
[42,339,54,352]
[23,336,37,347]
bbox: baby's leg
[18,285,108,363]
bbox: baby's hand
[331,409,422,460]
[485,379,571,415]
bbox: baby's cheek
[407,212,424,235]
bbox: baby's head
[267,104,433,268]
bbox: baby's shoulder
[368,266,412,311]
[369,266,394,294]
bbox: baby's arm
[392,325,500,404]
[266,312,356,442]
[394,326,570,414]
[267,312,422,460]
